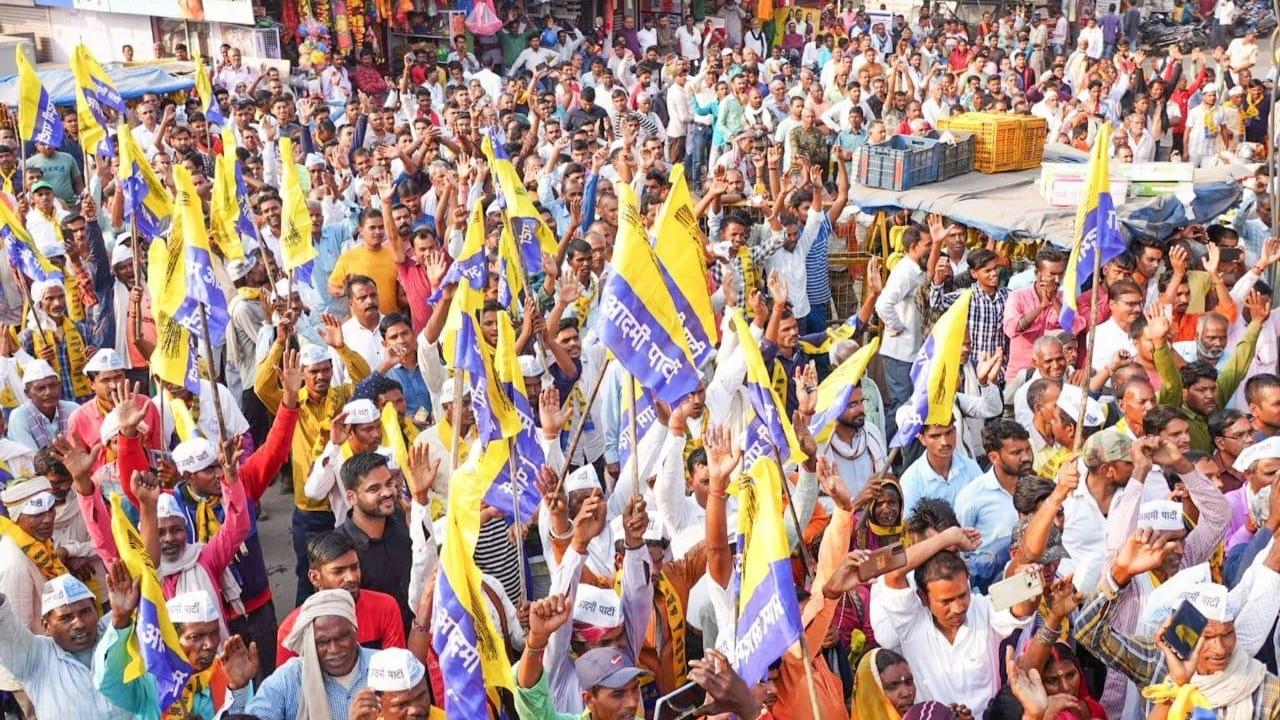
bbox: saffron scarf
[31,316,92,399]
[0,515,70,580]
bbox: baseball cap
[574,647,651,690]
[1082,428,1132,468]
[29,180,54,194]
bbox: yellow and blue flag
[495,219,528,309]
[809,337,880,445]
[209,151,246,261]
[194,54,225,126]
[70,43,125,158]
[1,199,62,283]
[482,132,558,274]
[221,127,258,243]
[728,309,806,466]
[278,137,317,276]
[600,181,701,407]
[173,165,229,345]
[617,379,658,475]
[432,442,517,717]
[734,427,803,686]
[16,48,63,148]
[486,312,543,523]
[1061,123,1125,330]
[891,289,973,448]
[151,312,201,394]
[108,492,194,714]
[653,164,717,367]
[116,121,173,240]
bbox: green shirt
[500,28,537,68]
[27,150,82,204]
[515,674,584,720]
[1155,321,1261,452]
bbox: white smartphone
[988,568,1044,612]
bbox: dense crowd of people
[0,0,1279,718]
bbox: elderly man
[21,279,96,404]
[249,588,374,719]
[363,647,429,720]
[7,360,78,451]
[1009,335,1068,427]
[0,575,130,718]
[97,579,257,719]
[0,477,63,714]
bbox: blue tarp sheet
[852,144,1251,244]
[0,65,194,107]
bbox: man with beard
[1173,312,1230,367]
[1152,295,1267,452]
[276,531,404,662]
[97,580,257,718]
[0,575,131,718]
[8,360,79,451]
[956,420,1034,591]
[22,279,96,404]
[336,452,414,630]
[815,363,887,497]
[330,209,400,315]
[307,398,385,519]
[361,647,430,720]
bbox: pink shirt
[1002,286,1085,378]
[66,397,165,472]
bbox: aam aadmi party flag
[151,312,202,394]
[108,492,194,714]
[600,181,701,407]
[278,137,317,280]
[495,221,528,309]
[891,290,972,449]
[224,128,258,241]
[1060,123,1125,330]
[433,447,517,718]
[71,43,125,158]
[482,133,558,274]
[16,48,63,148]
[210,151,246,261]
[173,165,229,346]
[653,164,717,368]
[728,309,806,465]
[617,380,659,476]
[194,54,225,125]
[1,199,62,283]
[809,337,880,444]
[486,314,543,524]
[117,121,173,240]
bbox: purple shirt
[1100,13,1122,43]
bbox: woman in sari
[852,648,917,720]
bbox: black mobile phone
[1219,247,1244,264]
[1163,600,1208,661]
[654,681,707,720]
[857,542,908,582]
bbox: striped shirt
[805,214,834,305]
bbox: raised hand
[794,362,818,416]
[349,688,381,720]
[106,558,141,629]
[866,256,885,295]
[425,248,452,288]
[527,593,573,641]
[538,387,567,438]
[556,275,583,308]
[704,424,742,496]
[687,649,762,720]
[622,495,648,549]
[823,549,874,598]
[1043,575,1079,626]
[219,635,260,691]
[1169,245,1190,276]
[130,470,161,508]
[1143,305,1171,343]
[329,411,351,447]
[319,313,345,349]
[50,434,96,485]
[1113,528,1181,585]
[766,268,788,307]
[816,457,854,512]
[1204,242,1221,276]
[281,348,304,407]
[571,490,607,551]
[535,465,566,520]
[1247,289,1272,325]
[1004,646,1049,718]
[1154,611,1201,685]
[112,381,147,433]
[408,442,441,505]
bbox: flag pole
[1071,245,1103,452]
[130,217,143,339]
[449,368,466,470]
[794,628,825,720]
[555,356,612,489]
[197,304,230,452]
[773,447,816,581]
[628,373,642,500]
[505,437,528,604]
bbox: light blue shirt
[0,602,131,720]
[246,646,375,720]
[954,470,1019,589]
[899,450,982,514]
[7,400,79,452]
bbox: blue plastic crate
[855,136,941,191]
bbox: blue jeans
[881,355,914,443]
[292,508,336,606]
[686,124,712,189]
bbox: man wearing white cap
[254,314,371,606]
[94,235,155,391]
[1225,435,1280,550]
[248,588,375,719]
[66,347,165,471]
[97,572,257,719]
[20,278,96,403]
[0,574,129,718]
[225,251,272,445]
[7,359,79,452]
[307,398,385,519]
[361,647,429,719]
[413,377,474,499]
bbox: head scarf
[1045,643,1107,720]
[282,589,358,720]
[852,648,901,720]
[854,479,905,552]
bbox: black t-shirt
[566,104,610,133]
[339,511,413,631]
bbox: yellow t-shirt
[331,243,401,314]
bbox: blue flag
[1061,123,1126,330]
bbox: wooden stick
[794,630,825,720]
[198,304,229,449]
[555,356,612,487]
[775,447,815,581]
[1071,236,1104,452]
[449,369,466,470]
[130,216,143,339]
[629,373,641,500]
[506,437,528,604]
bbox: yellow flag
[653,164,717,366]
[70,44,124,157]
[116,121,173,237]
[381,401,410,486]
[168,393,197,442]
[150,313,194,391]
[278,137,316,271]
[16,47,63,148]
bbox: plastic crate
[938,131,976,180]
[855,136,941,191]
[937,113,1046,173]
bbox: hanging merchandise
[349,0,368,52]
[467,0,503,36]
[314,0,333,28]
[334,0,353,52]
[282,0,302,42]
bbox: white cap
[100,409,122,443]
[305,153,327,168]
[609,513,664,544]
[1056,385,1104,427]
[31,279,63,303]
[1234,436,1280,472]
[1,476,54,517]
[173,437,219,475]
[518,355,545,378]
[273,278,298,300]
[21,359,57,385]
[439,377,469,405]
[37,243,65,259]
[375,446,400,471]
[299,344,332,367]
[564,464,599,493]
[1185,582,1229,622]
[156,492,184,520]
[84,349,125,373]
[41,574,96,615]
[573,583,623,628]
[110,243,134,266]
[1137,500,1185,531]
[226,256,256,282]
[367,647,426,692]
[1228,85,1244,97]
[343,398,380,425]
[166,590,220,624]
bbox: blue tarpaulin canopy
[0,64,194,108]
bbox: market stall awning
[0,64,195,108]
[852,144,1252,245]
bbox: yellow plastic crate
[937,113,1047,173]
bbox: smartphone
[148,449,172,470]
[988,568,1045,612]
[1163,600,1208,661]
[654,681,707,720]
[1220,247,1244,264]
[857,543,908,582]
